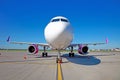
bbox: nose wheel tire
[56,58,62,63]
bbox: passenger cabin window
[51,19,60,22]
[61,19,68,22]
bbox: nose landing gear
[56,49,62,63]
[56,58,62,63]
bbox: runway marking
[57,63,63,80]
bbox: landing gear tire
[42,52,48,57]
[45,52,48,56]
[69,53,74,57]
[56,58,62,63]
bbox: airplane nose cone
[44,22,73,49]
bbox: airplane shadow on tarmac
[62,54,101,65]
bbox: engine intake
[82,46,88,53]
[28,44,38,54]
[78,45,88,55]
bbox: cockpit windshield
[51,18,68,22]
[51,19,60,22]
[51,16,69,23]
[61,19,68,22]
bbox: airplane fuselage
[44,16,73,49]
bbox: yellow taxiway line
[57,63,63,80]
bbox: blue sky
[0,0,120,49]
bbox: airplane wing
[7,36,50,47]
[68,38,108,47]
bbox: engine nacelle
[28,44,39,54]
[78,45,89,55]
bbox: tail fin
[7,36,10,42]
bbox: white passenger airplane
[7,16,108,63]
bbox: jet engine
[78,45,88,55]
[28,44,38,54]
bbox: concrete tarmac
[62,52,120,80]
[0,51,120,80]
[0,51,57,80]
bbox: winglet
[7,36,10,42]
[106,38,108,44]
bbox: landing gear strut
[69,46,74,57]
[56,49,62,63]
[42,46,48,57]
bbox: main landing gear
[42,46,48,57]
[69,46,74,57]
[69,52,74,57]
[42,52,48,57]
